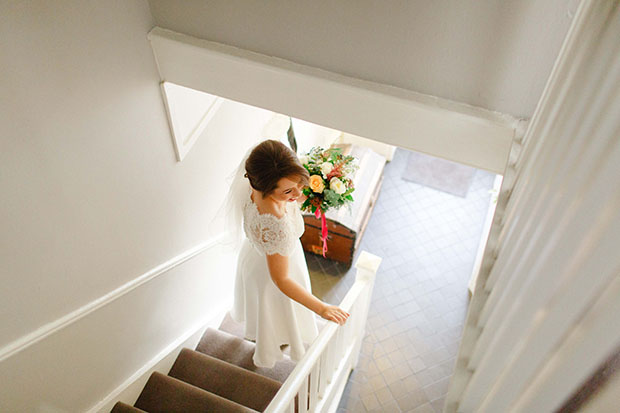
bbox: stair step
[110,402,147,413]
[134,372,257,413]
[169,348,281,412]
[196,328,296,383]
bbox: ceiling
[148,0,578,120]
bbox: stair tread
[196,328,296,383]
[135,372,257,413]
[110,402,147,413]
[169,348,281,412]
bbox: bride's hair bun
[245,140,309,198]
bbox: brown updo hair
[245,140,309,198]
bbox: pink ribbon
[315,208,328,257]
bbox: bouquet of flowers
[299,146,358,257]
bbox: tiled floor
[305,147,496,413]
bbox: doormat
[402,151,476,197]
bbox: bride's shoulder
[251,191,285,219]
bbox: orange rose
[309,175,325,193]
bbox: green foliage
[301,199,311,210]
[328,148,342,163]
[323,189,340,206]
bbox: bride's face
[270,175,304,203]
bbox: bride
[228,139,349,368]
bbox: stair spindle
[309,363,320,410]
[298,375,309,413]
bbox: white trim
[320,343,357,413]
[512,276,620,412]
[0,234,227,363]
[265,251,381,413]
[160,81,224,162]
[147,27,518,174]
[445,1,620,411]
[87,304,231,413]
[467,174,503,295]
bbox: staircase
[111,327,297,412]
[110,251,381,413]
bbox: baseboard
[88,303,231,413]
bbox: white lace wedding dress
[230,188,319,368]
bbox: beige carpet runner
[111,327,296,413]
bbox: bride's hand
[319,304,350,325]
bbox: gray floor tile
[305,147,495,411]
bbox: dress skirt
[231,238,319,368]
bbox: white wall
[148,0,578,119]
[0,1,272,410]
[291,117,341,156]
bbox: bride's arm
[266,253,349,325]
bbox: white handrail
[265,251,381,413]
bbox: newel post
[351,251,382,366]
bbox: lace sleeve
[246,213,296,256]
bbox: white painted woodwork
[309,364,320,411]
[160,82,223,161]
[445,1,620,411]
[147,27,519,174]
[148,0,577,119]
[512,277,620,412]
[265,251,381,413]
[467,174,503,295]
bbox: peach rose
[309,175,325,193]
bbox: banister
[265,251,381,413]
[264,282,366,412]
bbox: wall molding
[0,234,227,363]
[160,81,224,162]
